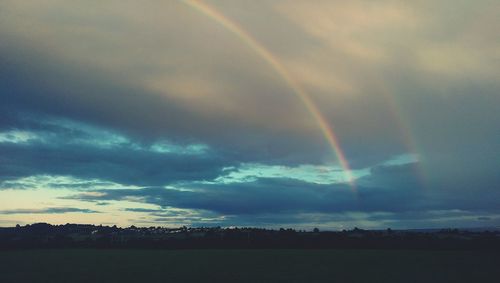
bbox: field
[0,249,499,282]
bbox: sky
[0,0,499,229]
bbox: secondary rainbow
[181,0,356,189]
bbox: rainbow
[380,86,427,188]
[181,0,356,189]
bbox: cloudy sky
[1,0,499,229]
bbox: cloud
[0,207,99,215]
[2,0,498,171]
[63,180,355,215]
[55,158,500,229]
[124,208,162,213]
[0,117,232,186]
[0,0,499,228]
[65,164,500,217]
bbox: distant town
[1,223,500,250]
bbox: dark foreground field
[0,249,499,283]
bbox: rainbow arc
[182,0,356,190]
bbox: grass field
[0,249,499,282]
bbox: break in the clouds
[0,0,499,229]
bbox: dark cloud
[0,118,233,186]
[0,207,99,214]
[477,217,491,221]
[64,180,355,215]
[124,208,162,213]
[65,165,500,217]
[54,159,500,229]
[0,143,230,186]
